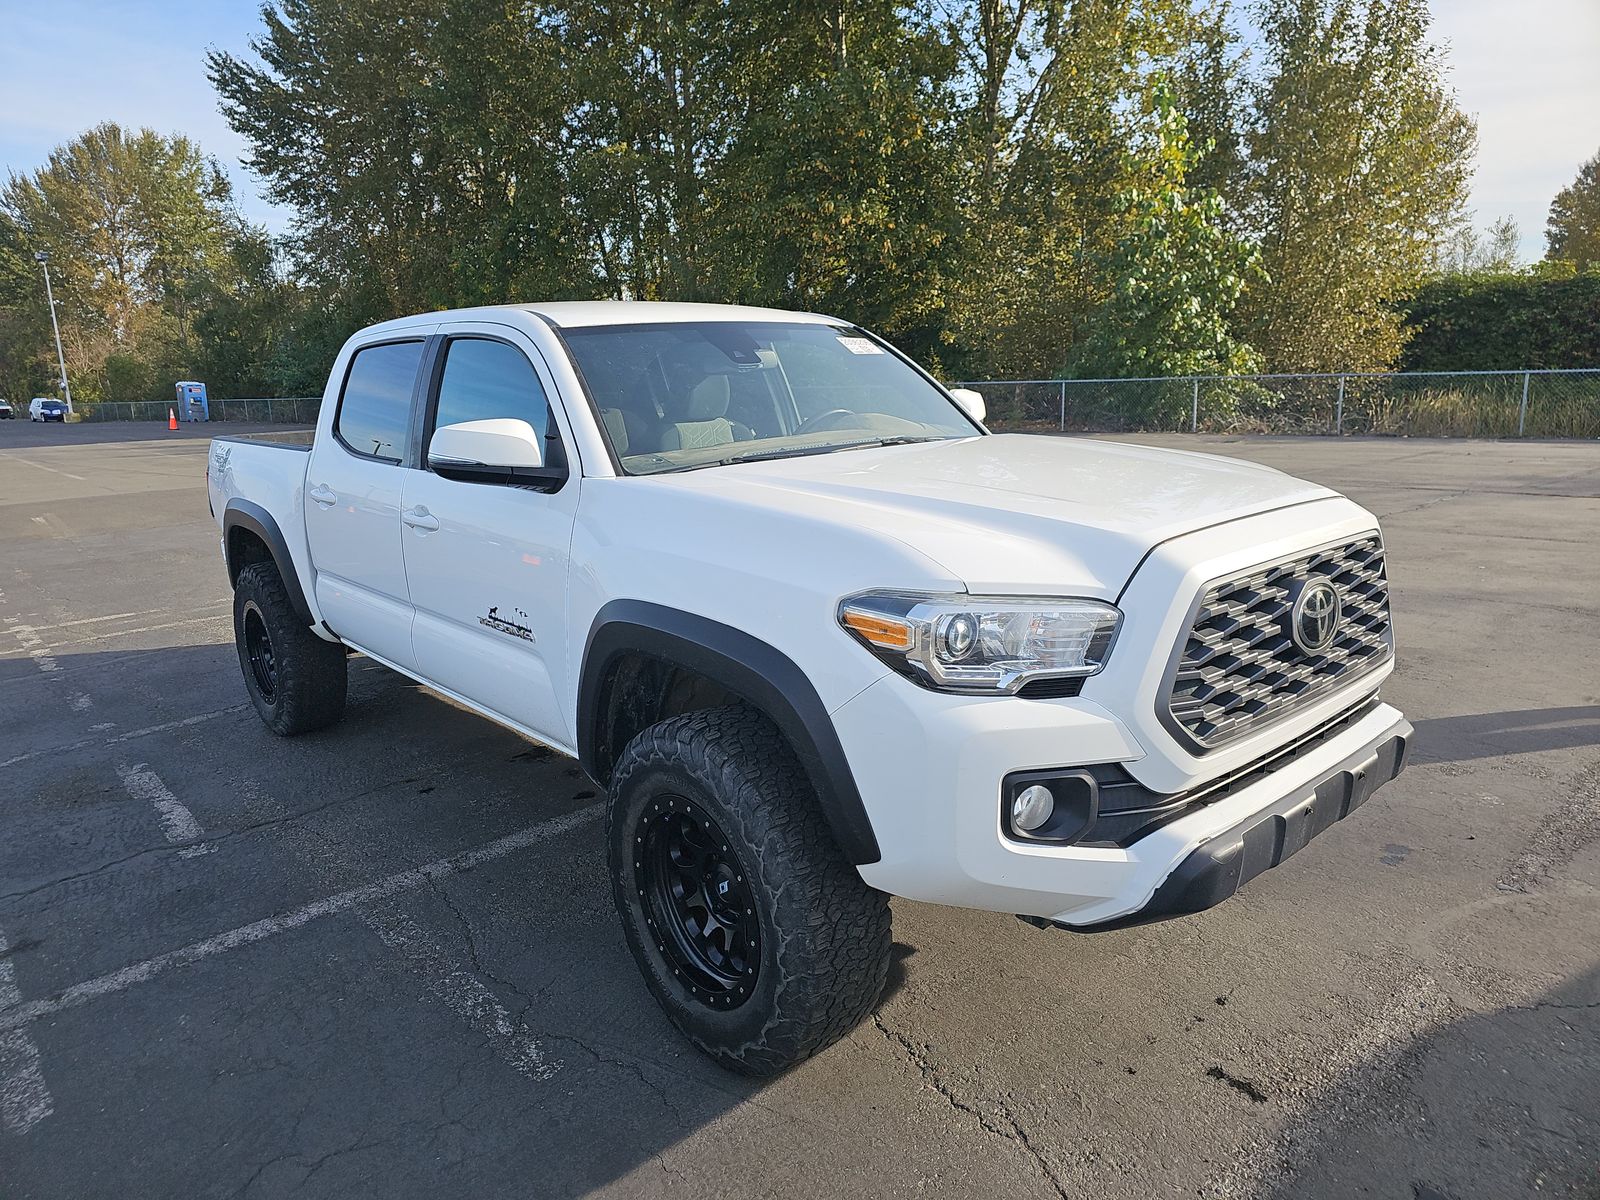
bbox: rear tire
[233,561,346,735]
[608,707,891,1075]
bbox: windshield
[561,321,981,475]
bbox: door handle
[403,506,440,533]
[309,483,337,507]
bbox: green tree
[1546,149,1600,268]
[1069,79,1261,380]
[938,0,1238,378]
[209,0,587,325]
[0,123,252,402]
[1238,0,1476,372]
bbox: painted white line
[35,611,148,631]
[240,778,561,1080]
[0,805,601,1034]
[0,931,53,1133]
[116,763,213,858]
[365,898,557,1078]
[0,452,86,482]
[29,517,46,526]
[30,614,231,650]
[0,706,249,771]
[7,626,58,674]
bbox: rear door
[303,334,431,670]
[401,325,580,746]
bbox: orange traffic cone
[168,407,178,431]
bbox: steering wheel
[794,409,858,436]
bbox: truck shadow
[0,641,912,1195]
[1258,964,1600,1199]
[1408,705,1600,764]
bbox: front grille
[1162,535,1392,751]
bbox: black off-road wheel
[608,707,892,1075]
[232,561,347,736]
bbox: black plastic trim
[532,313,623,476]
[1071,716,1411,932]
[221,499,314,627]
[578,600,880,865]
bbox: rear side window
[335,341,423,461]
[429,337,561,464]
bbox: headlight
[838,591,1121,694]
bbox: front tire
[233,561,347,735]
[608,707,891,1075]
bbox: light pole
[33,251,73,414]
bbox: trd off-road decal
[479,605,535,643]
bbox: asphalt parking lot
[1,418,1596,1199]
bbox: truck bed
[210,429,315,450]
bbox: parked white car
[208,302,1410,1073]
[29,398,68,422]
[0,398,13,419]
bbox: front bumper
[837,673,1411,925]
[1047,717,1410,930]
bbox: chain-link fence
[955,370,1600,438]
[76,397,322,424]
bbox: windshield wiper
[831,435,947,451]
[683,435,949,472]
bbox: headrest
[667,374,731,422]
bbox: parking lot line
[5,625,60,674]
[0,451,86,482]
[24,612,231,651]
[0,804,601,1036]
[0,931,53,1135]
[0,706,250,771]
[115,763,214,858]
[35,611,147,630]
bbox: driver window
[432,337,554,448]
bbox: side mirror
[429,418,556,486]
[948,387,986,425]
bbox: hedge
[1399,267,1600,371]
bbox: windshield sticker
[836,336,884,355]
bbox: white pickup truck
[208,301,1410,1073]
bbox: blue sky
[2,0,1597,259]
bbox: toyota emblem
[1289,578,1341,655]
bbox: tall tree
[1546,149,1600,268]
[938,0,1235,377]
[1237,0,1476,372]
[1070,78,1261,379]
[0,123,249,402]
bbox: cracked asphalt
[1,419,1596,1199]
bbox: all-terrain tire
[233,561,347,736]
[608,706,892,1075]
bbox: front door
[401,328,579,747]
[303,336,429,670]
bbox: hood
[663,434,1336,597]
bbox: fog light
[1011,784,1055,832]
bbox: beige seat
[658,375,753,451]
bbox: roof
[354,300,843,339]
[523,301,839,329]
